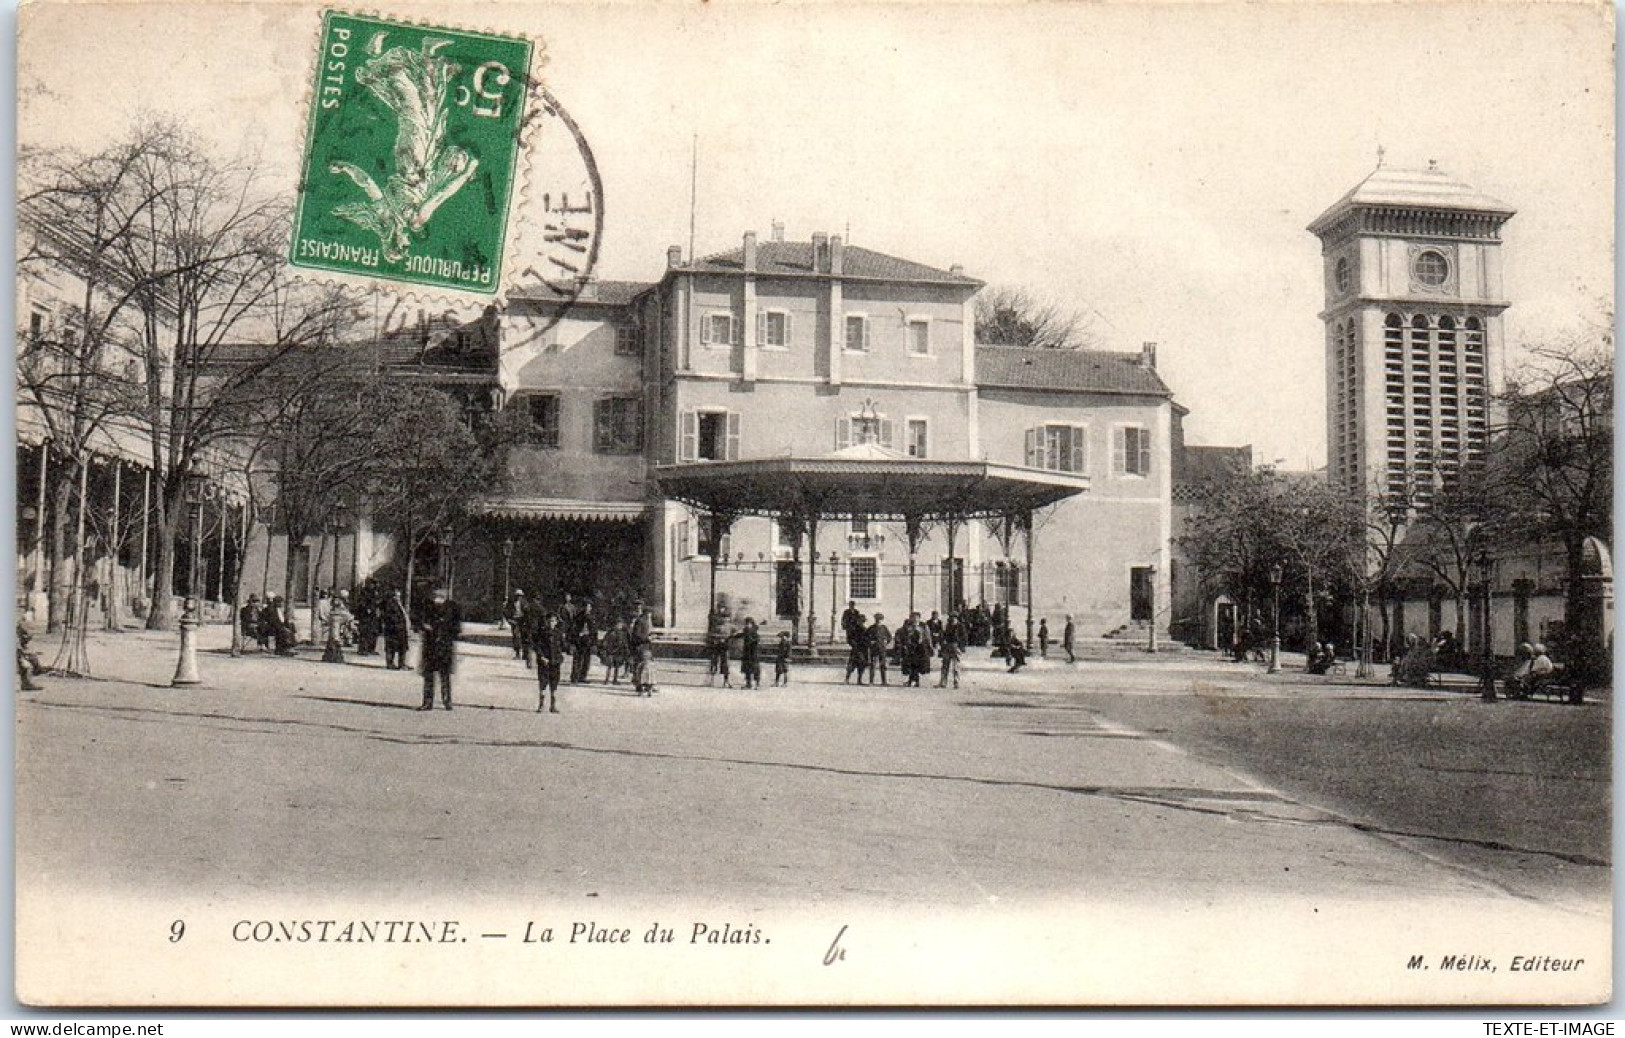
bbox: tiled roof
[1175,445,1253,487]
[974,345,1172,396]
[683,241,980,286]
[509,279,654,307]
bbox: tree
[973,285,1095,350]
[1487,333,1613,680]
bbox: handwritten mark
[823,925,848,966]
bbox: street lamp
[1477,549,1498,701]
[828,551,840,644]
[172,463,209,686]
[440,525,456,594]
[497,536,515,629]
[1267,562,1283,674]
[1146,564,1158,654]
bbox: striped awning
[470,497,647,523]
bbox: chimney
[771,220,785,243]
[830,235,843,276]
[1140,341,1158,369]
[949,264,964,276]
[667,245,683,268]
[811,232,829,273]
[743,231,758,273]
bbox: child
[773,630,792,686]
[938,633,962,689]
[602,619,630,684]
[1037,618,1050,658]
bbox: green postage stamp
[290,11,534,295]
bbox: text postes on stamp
[291,11,533,295]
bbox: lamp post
[497,536,515,629]
[1477,549,1498,701]
[440,525,455,594]
[828,551,840,644]
[1267,562,1283,674]
[172,464,208,686]
[1146,564,1158,654]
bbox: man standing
[507,589,530,666]
[354,579,380,656]
[570,600,598,684]
[417,586,461,710]
[382,589,412,670]
[1063,614,1076,664]
[866,613,892,686]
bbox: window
[907,319,930,356]
[775,520,799,551]
[680,409,739,461]
[844,314,868,352]
[594,397,642,454]
[695,514,731,559]
[28,308,45,341]
[836,414,895,451]
[1334,256,1351,293]
[1026,424,1086,473]
[1113,426,1152,477]
[848,556,879,601]
[757,310,790,349]
[988,561,1022,607]
[1413,249,1450,287]
[850,518,870,536]
[615,324,640,356]
[701,312,738,348]
[906,419,928,459]
[526,394,560,448]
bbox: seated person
[1391,634,1436,687]
[1307,642,1335,675]
[1513,643,1555,697]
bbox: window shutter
[593,399,608,453]
[880,418,895,451]
[1112,427,1127,475]
[783,313,793,347]
[677,520,691,559]
[700,316,713,346]
[1136,427,1152,475]
[981,562,994,605]
[1025,428,1039,468]
[836,416,852,450]
[1013,565,1024,608]
[725,411,741,461]
[680,410,698,462]
[731,314,742,346]
[756,311,765,347]
[1070,425,1086,473]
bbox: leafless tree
[973,285,1096,350]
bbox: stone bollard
[172,598,202,686]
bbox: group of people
[703,612,792,690]
[504,591,660,709]
[239,582,415,668]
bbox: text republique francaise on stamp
[290,11,537,296]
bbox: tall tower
[1308,161,1515,504]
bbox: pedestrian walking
[532,611,565,713]
[322,591,352,664]
[1063,614,1076,663]
[381,590,411,669]
[773,630,792,686]
[938,633,962,689]
[739,617,761,689]
[416,586,461,711]
[844,614,870,685]
[901,612,934,687]
[354,578,381,656]
[1038,618,1050,658]
[707,608,735,688]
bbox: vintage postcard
[13,0,1615,1008]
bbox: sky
[17,0,1616,470]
